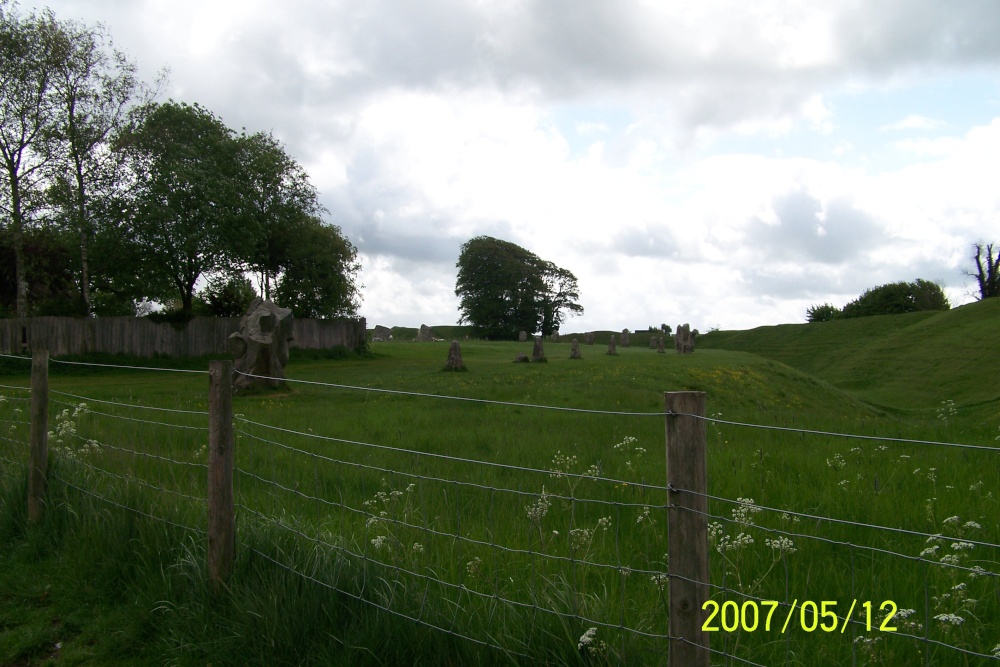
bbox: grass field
[1,301,999,665]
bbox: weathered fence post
[208,360,235,590]
[665,391,710,667]
[28,350,49,523]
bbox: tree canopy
[966,242,999,301]
[807,279,950,322]
[455,236,583,339]
[0,2,361,320]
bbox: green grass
[0,313,999,665]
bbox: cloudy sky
[25,0,1000,331]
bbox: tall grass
[0,335,998,665]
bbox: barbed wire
[239,503,670,643]
[236,416,669,493]
[675,504,998,578]
[49,357,208,374]
[672,486,1000,552]
[236,426,665,506]
[0,383,30,394]
[69,457,205,504]
[53,472,205,535]
[49,389,208,415]
[63,430,207,470]
[51,399,208,432]
[674,411,999,452]
[235,465,667,579]
[0,454,27,469]
[234,369,666,416]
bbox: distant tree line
[807,279,949,323]
[0,2,359,319]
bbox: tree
[235,130,323,300]
[45,16,157,314]
[0,2,60,317]
[116,101,243,315]
[966,242,1000,300]
[806,303,840,322]
[272,215,360,318]
[455,236,583,339]
[837,280,949,320]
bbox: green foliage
[806,302,840,322]
[200,273,257,317]
[272,216,361,318]
[840,279,949,319]
[455,236,583,339]
[116,100,244,315]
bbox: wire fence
[0,353,997,665]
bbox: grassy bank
[1,317,998,665]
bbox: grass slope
[701,298,1000,416]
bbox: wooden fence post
[208,360,235,590]
[28,350,49,523]
[665,391,710,667]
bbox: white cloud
[880,114,948,132]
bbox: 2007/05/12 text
[702,599,899,634]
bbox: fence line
[2,353,998,665]
[674,487,1000,553]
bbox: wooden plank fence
[0,316,366,357]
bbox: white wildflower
[933,613,964,626]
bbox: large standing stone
[518,330,528,342]
[514,352,529,363]
[675,323,696,354]
[657,336,666,353]
[570,338,582,359]
[607,334,617,356]
[445,340,464,371]
[532,336,547,362]
[552,331,560,343]
[229,298,294,391]
[621,328,631,347]
[585,332,595,345]
[416,324,436,342]
[371,325,392,342]
[649,336,657,349]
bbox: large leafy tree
[116,101,243,315]
[273,215,360,318]
[235,130,323,300]
[455,236,583,339]
[0,2,59,317]
[45,16,156,314]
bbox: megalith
[416,324,436,342]
[229,298,294,391]
[371,325,392,342]
[570,338,582,359]
[445,340,464,371]
[621,328,631,347]
[607,334,617,356]
[518,330,528,342]
[675,323,696,354]
[532,336,547,362]
[585,332,595,345]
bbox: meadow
[1,300,998,665]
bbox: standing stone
[514,353,529,363]
[649,336,657,349]
[229,298,294,391]
[552,331,560,343]
[607,334,617,355]
[585,332,595,345]
[416,324,436,342]
[518,330,528,342]
[532,336,547,362]
[445,340,464,371]
[657,336,666,353]
[371,325,392,342]
[570,338,582,359]
[675,323,696,354]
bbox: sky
[22,0,1000,332]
